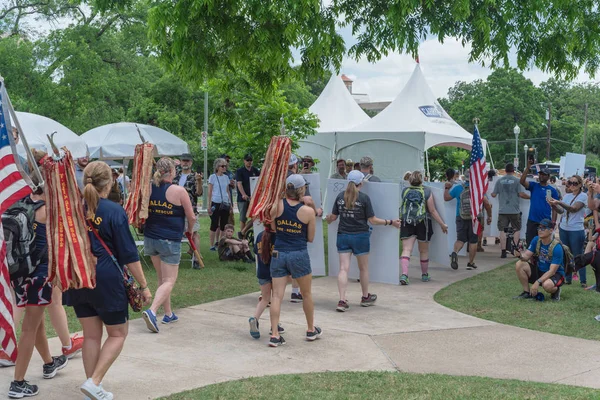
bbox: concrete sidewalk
[2,245,600,399]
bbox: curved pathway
[2,246,600,399]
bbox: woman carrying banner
[399,171,448,285]
[142,157,195,332]
[208,158,233,251]
[326,170,400,312]
[66,161,152,399]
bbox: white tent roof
[14,111,88,158]
[81,122,189,159]
[309,75,370,133]
[347,64,474,150]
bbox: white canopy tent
[337,63,487,182]
[81,122,189,160]
[296,75,370,192]
[14,111,88,159]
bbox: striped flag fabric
[469,125,488,234]
[0,81,33,362]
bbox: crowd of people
[3,142,600,399]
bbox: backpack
[534,239,575,275]
[401,186,427,225]
[2,198,45,280]
[459,186,473,220]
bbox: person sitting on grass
[514,219,566,301]
[218,224,255,263]
[248,229,286,339]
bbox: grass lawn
[435,262,600,341]
[160,371,600,400]
[42,216,330,337]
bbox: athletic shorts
[238,201,250,223]
[270,249,311,279]
[498,214,522,232]
[336,232,371,255]
[400,219,433,242]
[144,237,182,265]
[73,303,129,326]
[456,217,479,244]
[11,266,52,308]
[527,263,565,288]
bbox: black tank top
[274,199,308,251]
[144,183,185,241]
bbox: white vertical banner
[249,175,326,277]
[559,156,566,178]
[325,179,400,285]
[564,152,586,178]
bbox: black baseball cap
[181,153,193,161]
[538,218,555,230]
[539,167,551,175]
[244,153,253,161]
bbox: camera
[527,153,535,163]
[303,162,310,170]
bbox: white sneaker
[80,378,114,400]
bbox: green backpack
[401,186,426,225]
[534,239,575,275]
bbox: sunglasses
[566,181,580,186]
[219,165,227,168]
[537,226,552,231]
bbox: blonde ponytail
[153,157,175,186]
[343,182,359,209]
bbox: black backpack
[2,198,45,280]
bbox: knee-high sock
[401,256,410,275]
[420,259,429,275]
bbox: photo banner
[326,179,400,284]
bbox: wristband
[384,220,388,226]
[537,279,543,285]
[139,286,148,291]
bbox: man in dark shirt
[235,153,260,233]
[359,156,381,182]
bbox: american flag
[0,82,32,362]
[469,125,488,234]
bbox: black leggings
[210,202,229,232]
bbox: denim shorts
[336,232,371,256]
[144,237,182,265]
[270,249,311,279]
[258,278,272,286]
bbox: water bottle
[535,292,545,301]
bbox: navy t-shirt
[66,199,140,313]
[235,166,260,200]
[254,231,274,280]
[527,182,560,223]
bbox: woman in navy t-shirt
[67,161,152,400]
[142,157,196,333]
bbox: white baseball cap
[348,170,364,185]
[286,174,309,189]
[288,154,299,166]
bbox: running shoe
[210,246,217,252]
[0,349,15,367]
[192,260,201,270]
[336,300,349,312]
[421,273,430,282]
[269,324,285,335]
[466,262,478,270]
[450,252,458,270]
[42,355,68,379]
[501,250,507,259]
[8,380,38,399]
[161,313,179,324]
[62,334,84,359]
[290,293,303,303]
[551,286,561,301]
[595,314,600,322]
[249,317,260,339]
[585,284,597,291]
[80,378,114,400]
[399,274,409,285]
[142,309,159,333]
[360,293,377,307]
[306,326,322,341]
[513,291,533,300]
[268,336,286,347]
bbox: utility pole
[546,102,552,160]
[202,90,208,211]
[582,103,589,154]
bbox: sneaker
[80,378,114,400]
[581,283,588,288]
[450,252,458,270]
[466,262,478,270]
[249,317,260,339]
[360,293,377,307]
[142,309,159,333]
[421,273,430,282]
[268,336,286,347]
[269,324,285,335]
[161,313,179,324]
[399,274,409,285]
[513,291,533,300]
[62,334,84,359]
[0,350,15,367]
[306,326,322,341]
[551,286,561,301]
[42,355,68,379]
[210,246,217,252]
[482,238,487,246]
[8,380,39,399]
[501,250,507,259]
[290,293,303,303]
[336,300,349,312]
[192,260,201,270]
[595,314,600,322]
[585,284,597,291]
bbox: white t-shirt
[559,192,588,231]
[178,173,189,187]
[209,174,231,204]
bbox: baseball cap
[360,156,373,168]
[348,170,364,185]
[181,153,193,161]
[538,218,555,230]
[345,159,353,165]
[286,174,309,189]
[288,154,299,166]
[219,153,230,160]
[303,155,314,164]
[539,167,551,175]
[244,153,253,161]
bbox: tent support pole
[425,150,430,180]
[486,142,495,170]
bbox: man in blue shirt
[520,161,560,246]
[514,219,565,301]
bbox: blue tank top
[274,199,308,251]
[144,183,185,241]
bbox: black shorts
[400,219,433,242]
[527,263,565,287]
[456,217,478,244]
[74,303,129,326]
